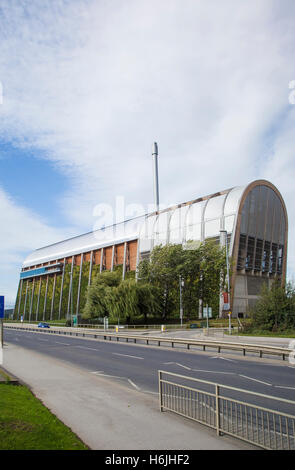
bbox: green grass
[0,384,88,450]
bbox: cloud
[0,187,73,305]
[1,0,295,302]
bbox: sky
[1,0,295,307]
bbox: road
[4,327,295,404]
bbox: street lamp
[179,275,184,327]
[220,230,231,333]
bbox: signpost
[203,305,212,332]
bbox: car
[38,322,50,328]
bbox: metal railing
[158,370,295,450]
[4,323,292,361]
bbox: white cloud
[0,187,73,305]
[1,0,295,302]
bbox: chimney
[152,142,159,212]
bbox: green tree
[250,280,295,332]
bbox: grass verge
[0,383,89,450]
[229,329,295,338]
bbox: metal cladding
[16,179,288,319]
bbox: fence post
[216,384,220,436]
[159,371,163,412]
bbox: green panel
[14,282,22,320]
[32,280,40,320]
[91,264,101,283]
[79,261,90,314]
[39,278,47,319]
[53,274,62,320]
[71,265,80,316]
[61,264,71,317]
[44,276,54,320]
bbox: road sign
[203,307,212,318]
[0,296,4,319]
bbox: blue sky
[0,142,70,226]
[1,0,295,307]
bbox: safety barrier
[4,323,292,361]
[158,370,295,450]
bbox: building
[14,179,288,320]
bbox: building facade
[14,179,288,320]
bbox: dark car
[38,322,50,328]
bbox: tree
[137,241,228,320]
[250,280,295,332]
[83,271,121,320]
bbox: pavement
[2,341,255,450]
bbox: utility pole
[179,275,184,327]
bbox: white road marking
[55,342,70,346]
[76,346,100,351]
[112,353,144,360]
[128,379,141,391]
[90,371,104,374]
[162,362,192,370]
[210,356,236,362]
[192,369,235,375]
[274,385,295,390]
[239,374,272,386]
[175,363,192,370]
[91,372,127,380]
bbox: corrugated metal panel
[23,184,248,268]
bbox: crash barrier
[4,324,292,362]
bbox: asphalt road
[4,327,295,408]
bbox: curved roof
[23,180,281,269]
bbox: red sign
[222,292,229,303]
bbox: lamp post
[179,275,184,327]
[220,230,231,333]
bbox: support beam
[100,248,104,273]
[50,274,57,320]
[16,280,23,320]
[23,281,29,320]
[36,278,42,321]
[29,279,35,322]
[76,253,83,316]
[111,245,115,272]
[58,258,66,320]
[122,242,127,280]
[43,275,49,321]
[67,256,74,319]
[88,251,93,286]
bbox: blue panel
[20,264,63,280]
[0,296,4,319]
